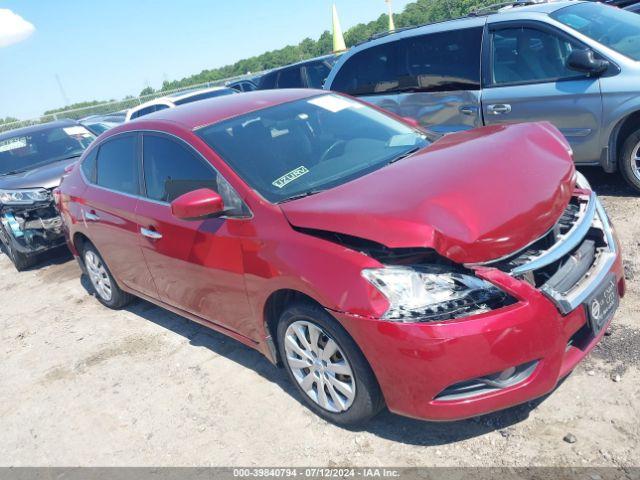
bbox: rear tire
[0,226,36,271]
[277,301,384,426]
[82,242,133,309]
[619,128,640,193]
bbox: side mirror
[566,49,609,76]
[170,188,224,220]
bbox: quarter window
[142,134,246,216]
[95,135,139,195]
[331,42,400,96]
[491,27,584,85]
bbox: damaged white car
[0,120,95,270]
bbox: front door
[481,22,603,163]
[135,133,255,339]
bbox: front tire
[277,301,384,426]
[0,226,36,271]
[619,129,640,193]
[82,243,133,309]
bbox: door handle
[487,104,512,115]
[84,210,99,222]
[140,227,162,240]
[459,105,479,116]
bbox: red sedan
[57,89,625,425]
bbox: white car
[125,86,237,121]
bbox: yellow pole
[386,0,396,32]
[332,3,347,53]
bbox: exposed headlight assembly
[0,188,50,205]
[362,266,513,322]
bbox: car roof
[265,53,340,73]
[350,0,583,47]
[0,119,80,141]
[114,89,324,132]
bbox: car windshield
[0,125,95,176]
[551,2,640,60]
[197,94,430,203]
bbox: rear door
[395,27,484,133]
[481,22,603,163]
[80,133,157,297]
[134,132,255,339]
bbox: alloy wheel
[283,320,356,413]
[632,140,640,182]
[84,250,113,301]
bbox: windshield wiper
[387,146,422,165]
[278,189,325,203]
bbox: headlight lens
[362,266,511,322]
[0,188,50,205]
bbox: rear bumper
[334,248,624,421]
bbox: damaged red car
[57,90,624,425]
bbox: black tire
[0,226,36,271]
[81,242,134,309]
[619,128,640,193]
[276,301,384,427]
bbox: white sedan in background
[125,86,237,121]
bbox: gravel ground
[0,167,638,467]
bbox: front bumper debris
[0,201,65,255]
[333,191,625,421]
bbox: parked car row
[0,0,632,426]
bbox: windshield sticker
[0,137,28,153]
[272,166,309,189]
[63,126,92,137]
[388,133,419,147]
[308,95,362,113]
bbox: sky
[0,0,412,120]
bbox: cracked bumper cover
[0,202,66,255]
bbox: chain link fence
[0,72,261,134]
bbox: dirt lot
[0,167,638,467]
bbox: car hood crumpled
[280,122,576,264]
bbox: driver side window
[491,27,583,86]
[141,133,248,217]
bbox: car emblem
[591,298,601,321]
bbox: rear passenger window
[331,42,400,95]
[491,27,583,85]
[142,134,247,216]
[96,135,139,195]
[402,28,482,91]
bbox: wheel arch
[262,288,325,365]
[607,109,640,172]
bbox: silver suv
[325,1,640,191]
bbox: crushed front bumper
[335,191,625,421]
[0,201,66,255]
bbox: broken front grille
[479,192,617,314]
